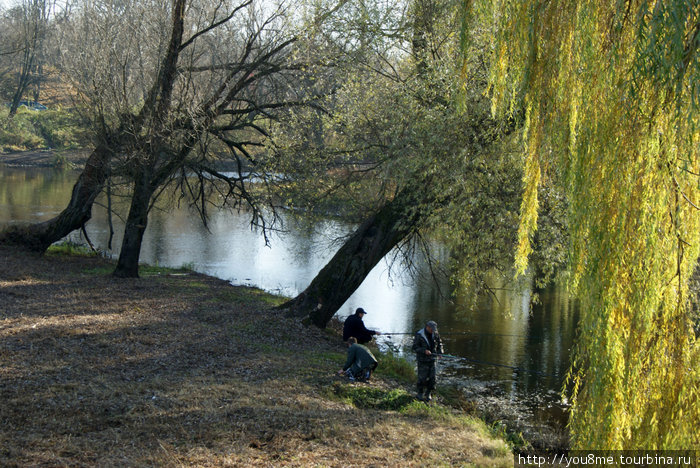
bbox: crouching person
[412,320,443,402]
[338,337,378,382]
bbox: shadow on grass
[0,249,512,466]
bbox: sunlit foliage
[479,0,700,449]
[268,0,524,301]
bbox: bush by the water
[0,107,89,152]
[332,383,416,410]
[373,349,416,382]
[46,241,98,257]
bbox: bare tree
[2,0,54,116]
[0,0,336,278]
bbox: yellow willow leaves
[477,0,700,449]
[515,104,542,275]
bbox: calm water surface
[0,165,578,443]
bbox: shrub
[46,241,98,257]
[332,383,415,411]
[0,107,89,152]
[373,350,416,382]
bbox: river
[0,164,577,447]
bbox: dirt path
[0,247,512,467]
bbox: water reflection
[0,165,577,441]
[0,167,77,223]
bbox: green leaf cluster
[268,0,530,299]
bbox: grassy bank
[0,107,89,154]
[0,246,512,466]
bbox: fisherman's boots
[416,388,425,401]
[424,390,433,402]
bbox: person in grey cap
[411,320,443,401]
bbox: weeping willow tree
[475,0,700,449]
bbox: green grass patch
[489,421,531,452]
[0,107,89,152]
[47,241,98,257]
[401,395,527,452]
[314,350,345,363]
[303,350,345,368]
[332,383,415,411]
[82,263,194,277]
[400,399,498,436]
[400,399,455,420]
[257,343,284,354]
[215,287,287,307]
[373,350,416,382]
[82,265,113,275]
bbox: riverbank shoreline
[0,149,250,173]
[0,149,90,168]
[0,246,512,467]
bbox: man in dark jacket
[342,308,381,344]
[412,320,443,402]
[338,337,378,382]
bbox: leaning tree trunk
[113,168,155,278]
[280,188,423,327]
[0,144,112,252]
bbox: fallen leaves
[0,247,510,467]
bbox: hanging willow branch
[471,0,700,450]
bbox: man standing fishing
[412,320,443,402]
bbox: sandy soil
[0,247,512,467]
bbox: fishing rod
[382,331,532,338]
[436,353,559,377]
[377,334,558,376]
[377,331,560,376]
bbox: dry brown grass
[0,247,512,467]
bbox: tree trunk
[32,63,43,103]
[8,40,36,118]
[8,72,30,117]
[113,168,155,278]
[109,0,187,279]
[280,188,422,327]
[0,144,112,252]
[8,90,22,117]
